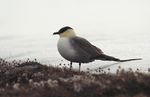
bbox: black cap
[53,26,73,35]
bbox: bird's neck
[60,29,76,38]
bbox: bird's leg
[70,61,72,70]
[79,63,81,72]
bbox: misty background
[0,0,150,72]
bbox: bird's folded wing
[70,36,103,58]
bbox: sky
[0,0,150,36]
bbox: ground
[0,58,150,97]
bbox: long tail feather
[95,54,142,62]
[119,58,142,62]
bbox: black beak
[53,32,59,35]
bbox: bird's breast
[57,38,77,61]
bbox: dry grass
[0,58,150,97]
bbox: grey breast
[70,36,103,63]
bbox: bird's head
[53,26,76,37]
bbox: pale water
[0,32,149,73]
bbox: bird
[53,26,142,72]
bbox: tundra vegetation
[0,58,150,97]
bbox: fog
[1,0,150,34]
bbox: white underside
[57,37,77,61]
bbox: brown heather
[0,58,150,97]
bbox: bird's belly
[57,38,77,61]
